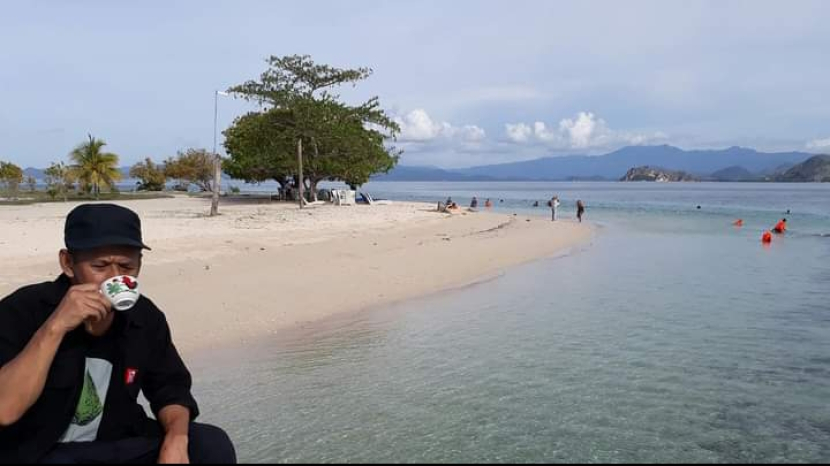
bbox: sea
[189,182,830,463]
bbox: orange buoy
[733,219,744,227]
[762,231,773,243]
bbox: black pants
[39,423,236,464]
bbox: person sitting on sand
[773,218,787,234]
[0,204,236,464]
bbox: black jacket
[0,275,199,463]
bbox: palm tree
[70,134,121,199]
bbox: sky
[1,0,829,169]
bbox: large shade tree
[224,54,400,203]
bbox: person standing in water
[470,197,478,209]
[576,200,586,223]
[550,196,560,221]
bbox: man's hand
[158,434,189,464]
[0,285,103,425]
[45,284,112,336]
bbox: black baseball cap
[64,204,151,251]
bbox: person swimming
[773,218,787,234]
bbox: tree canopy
[44,161,76,201]
[0,161,24,198]
[130,158,167,191]
[223,108,296,187]
[223,54,401,197]
[164,149,214,192]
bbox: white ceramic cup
[100,275,141,311]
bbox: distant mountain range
[374,145,819,182]
[19,146,826,183]
[370,165,495,182]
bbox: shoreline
[190,235,595,365]
[0,196,592,354]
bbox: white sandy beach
[0,196,590,353]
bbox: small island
[621,166,698,182]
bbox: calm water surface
[191,182,830,463]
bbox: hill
[775,155,830,182]
[708,166,759,182]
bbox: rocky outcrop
[620,166,698,182]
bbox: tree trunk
[210,155,221,216]
[309,179,319,202]
[297,139,304,209]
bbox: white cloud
[395,109,441,141]
[506,123,533,143]
[533,122,558,143]
[506,111,666,150]
[460,125,487,142]
[559,112,608,148]
[394,109,486,143]
[807,137,830,150]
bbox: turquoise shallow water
[191,182,830,463]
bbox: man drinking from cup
[0,204,236,464]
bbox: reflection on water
[189,183,830,463]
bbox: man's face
[60,246,143,286]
